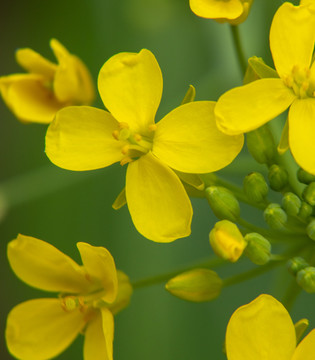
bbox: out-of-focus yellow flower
[0,39,95,124]
[225,294,315,360]
[45,49,243,243]
[5,234,132,360]
[189,0,253,25]
[215,2,315,174]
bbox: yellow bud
[165,268,223,302]
[209,220,247,262]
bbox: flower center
[283,65,315,99]
[112,122,156,166]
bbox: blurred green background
[1,0,314,359]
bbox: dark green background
[1,1,313,359]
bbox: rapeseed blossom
[189,0,253,24]
[45,49,243,242]
[215,1,315,174]
[5,234,132,360]
[226,294,315,360]
[0,39,95,123]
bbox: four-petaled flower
[215,1,315,174]
[45,49,243,243]
[0,39,95,124]
[189,0,253,25]
[226,294,315,360]
[5,234,132,360]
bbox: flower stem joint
[209,220,247,262]
[165,268,223,302]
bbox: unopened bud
[287,257,309,276]
[244,233,271,265]
[209,220,246,262]
[205,186,240,221]
[246,125,276,165]
[298,202,313,221]
[297,168,315,185]
[165,268,223,302]
[268,164,288,191]
[302,182,315,206]
[282,192,301,217]
[243,172,268,203]
[306,219,315,241]
[264,203,287,230]
[296,267,315,293]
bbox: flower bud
[287,257,309,276]
[243,172,268,203]
[282,192,301,217]
[298,201,313,221]
[296,267,315,293]
[209,220,247,262]
[268,164,288,191]
[244,233,271,265]
[302,182,315,206]
[165,268,223,302]
[246,125,276,165]
[205,186,240,222]
[306,219,315,241]
[297,167,315,185]
[263,203,287,230]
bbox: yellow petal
[108,271,133,315]
[270,2,315,78]
[15,48,56,78]
[292,329,315,360]
[3,75,62,123]
[46,106,124,170]
[153,101,244,173]
[278,118,289,155]
[126,152,192,242]
[215,78,296,135]
[7,234,92,293]
[50,39,95,105]
[84,309,114,360]
[6,298,86,360]
[289,98,315,174]
[189,0,243,20]
[112,188,127,210]
[77,242,118,304]
[98,49,162,133]
[226,294,296,360]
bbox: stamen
[112,130,119,140]
[134,133,142,142]
[121,144,130,155]
[120,156,133,166]
[148,124,157,132]
[119,122,129,129]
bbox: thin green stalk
[131,257,225,289]
[281,278,302,312]
[229,25,247,75]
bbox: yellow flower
[215,2,315,174]
[0,39,95,124]
[5,234,132,360]
[45,49,243,243]
[225,294,315,360]
[189,0,253,25]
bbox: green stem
[131,257,225,289]
[281,278,302,312]
[229,25,247,75]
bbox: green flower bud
[243,172,268,203]
[209,220,247,262]
[302,182,315,206]
[244,232,271,265]
[165,268,223,302]
[268,164,288,191]
[306,219,315,241]
[246,124,276,165]
[287,257,309,276]
[205,186,240,221]
[282,192,301,217]
[263,203,287,230]
[298,201,313,220]
[297,167,315,185]
[296,267,315,293]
